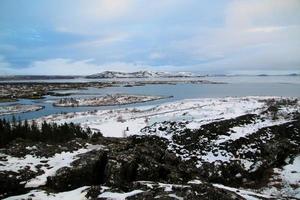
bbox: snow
[168,194,183,200]
[98,190,144,200]
[3,186,89,200]
[0,144,103,188]
[261,155,300,198]
[281,156,300,185]
[90,118,146,138]
[187,179,203,184]
[25,145,38,150]
[200,150,232,163]
[138,181,190,192]
[213,184,272,200]
[215,118,290,145]
[35,96,276,137]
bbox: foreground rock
[45,136,197,191]
[0,139,97,198]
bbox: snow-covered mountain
[86,70,197,78]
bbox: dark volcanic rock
[3,138,87,158]
[46,149,109,191]
[182,114,300,188]
[0,169,40,199]
[46,135,199,192]
[0,172,27,198]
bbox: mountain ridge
[86,70,198,78]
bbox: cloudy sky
[0,0,299,75]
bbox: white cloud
[89,0,134,20]
[225,0,300,28]
[2,58,179,75]
[54,0,186,35]
[1,0,299,74]
[247,26,286,33]
[47,0,300,73]
[149,52,165,60]
[172,0,300,72]
[70,32,131,48]
[54,0,134,35]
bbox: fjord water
[1,76,299,121]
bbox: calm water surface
[1,76,299,121]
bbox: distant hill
[86,70,198,79]
[287,73,299,76]
[256,73,300,77]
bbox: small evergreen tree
[0,119,100,147]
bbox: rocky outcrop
[45,136,199,192]
[46,150,109,191]
[0,171,30,198]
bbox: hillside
[86,71,197,78]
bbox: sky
[0,0,299,75]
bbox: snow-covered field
[36,96,296,137]
[0,104,43,116]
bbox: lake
[1,76,299,121]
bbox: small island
[0,104,44,116]
[53,94,172,107]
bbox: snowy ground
[0,144,104,188]
[36,96,297,138]
[0,104,43,116]
[261,155,300,199]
